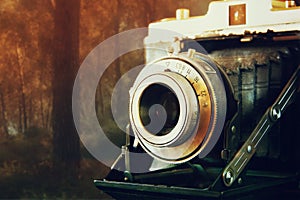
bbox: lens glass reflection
[139,84,180,136]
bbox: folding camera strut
[211,65,300,190]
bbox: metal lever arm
[222,66,300,187]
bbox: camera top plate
[145,0,300,43]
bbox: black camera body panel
[186,32,300,170]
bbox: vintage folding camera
[95,0,300,199]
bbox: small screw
[238,178,242,185]
[271,107,281,121]
[231,125,236,134]
[247,145,252,153]
[224,170,234,186]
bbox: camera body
[95,0,300,199]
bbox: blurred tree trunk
[16,43,27,133]
[39,91,45,128]
[28,95,32,127]
[114,0,121,79]
[46,97,52,129]
[52,0,81,182]
[39,65,46,128]
[0,86,8,136]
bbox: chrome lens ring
[129,52,227,163]
[130,72,199,147]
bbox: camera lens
[139,84,180,136]
[129,53,227,163]
[130,71,199,149]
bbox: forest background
[0,0,211,198]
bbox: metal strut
[222,65,300,187]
